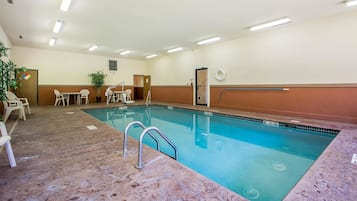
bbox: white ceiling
[0,0,353,59]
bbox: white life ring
[215,68,226,81]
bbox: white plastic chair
[2,99,26,123]
[105,88,116,104]
[124,89,132,101]
[79,89,90,104]
[0,121,16,167]
[54,89,67,106]
[122,93,135,104]
[6,91,31,114]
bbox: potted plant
[89,71,106,103]
[0,41,27,101]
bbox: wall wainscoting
[34,84,357,123]
[151,85,193,105]
[151,84,357,123]
[210,85,357,123]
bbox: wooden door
[143,75,151,100]
[16,69,38,105]
[195,68,209,106]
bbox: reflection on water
[194,114,210,149]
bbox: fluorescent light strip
[249,17,291,31]
[88,45,98,51]
[346,0,357,7]
[49,38,56,46]
[197,37,220,45]
[53,20,63,33]
[167,47,183,53]
[120,50,131,55]
[146,54,157,59]
[60,0,72,12]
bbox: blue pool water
[84,105,335,201]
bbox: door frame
[195,67,209,106]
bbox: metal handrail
[219,87,290,101]
[136,126,177,169]
[123,121,160,158]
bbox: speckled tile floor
[0,102,356,201]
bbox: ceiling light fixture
[60,0,72,12]
[146,54,157,59]
[197,37,220,45]
[53,20,63,33]
[49,38,56,46]
[88,45,98,51]
[167,47,183,53]
[249,17,291,31]
[120,50,131,55]
[346,0,357,7]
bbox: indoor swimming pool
[84,105,336,201]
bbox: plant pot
[96,96,101,103]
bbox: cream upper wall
[11,46,147,85]
[147,10,357,85]
[0,24,12,60]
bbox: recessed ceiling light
[346,0,357,7]
[88,45,98,51]
[60,0,72,12]
[120,50,131,55]
[167,47,183,53]
[49,38,56,46]
[146,54,157,59]
[249,17,291,31]
[53,20,63,33]
[197,37,220,45]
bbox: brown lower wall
[211,85,357,123]
[151,86,193,105]
[38,85,133,105]
[151,85,357,123]
[28,84,357,123]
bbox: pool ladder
[123,121,178,169]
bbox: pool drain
[242,186,260,200]
[272,162,287,171]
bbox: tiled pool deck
[0,102,356,200]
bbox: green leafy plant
[89,71,106,88]
[0,41,27,101]
[0,41,10,57]
[89,71,106,100]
